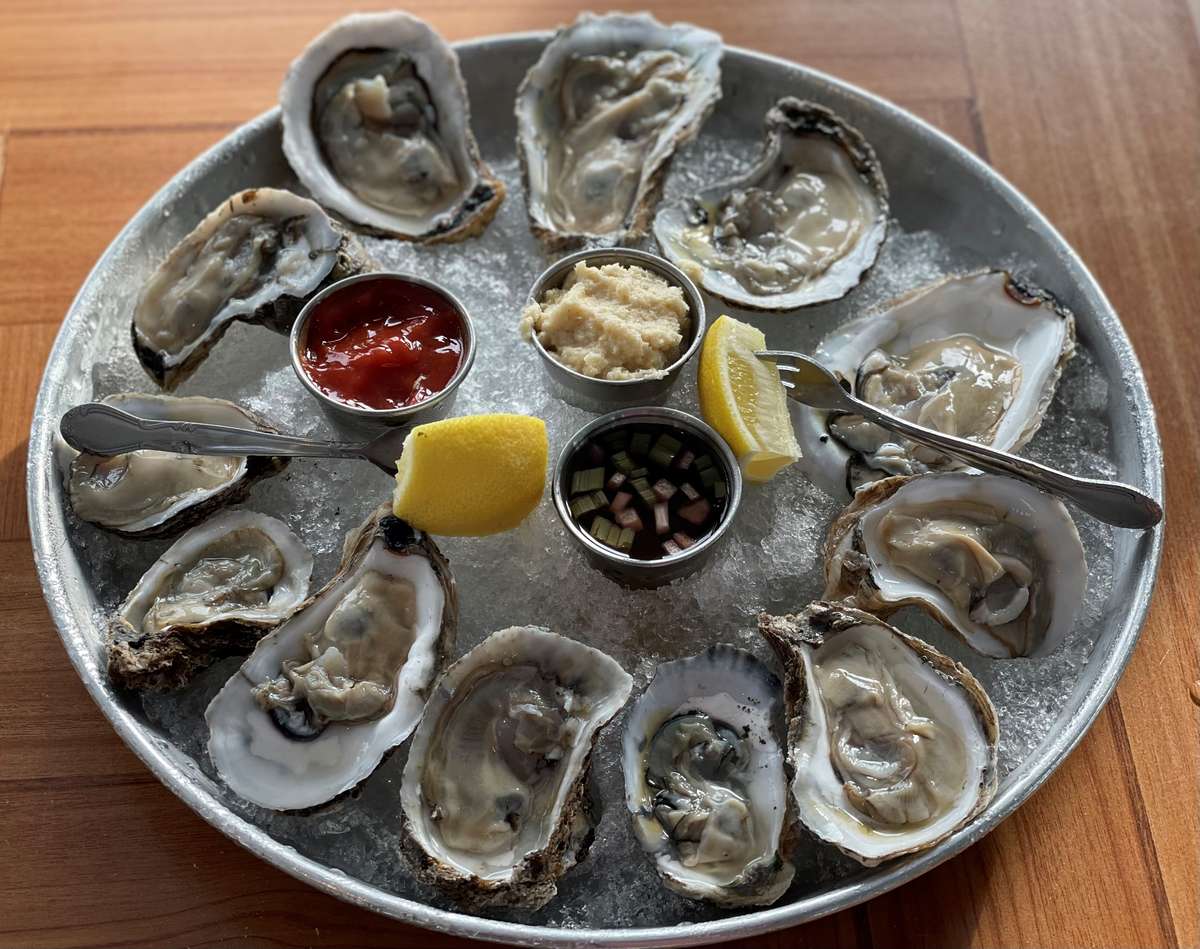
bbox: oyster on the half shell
[824,473,1087,658]
[622,646,794,906]
[66,393,288,539]
[795,270,1076,498]
[400,626,633,909]
[515,12,722,249]
[281,12,504,241]
[108,510,312,691]
[206,505,456,811]
[132,187,372,389]
[654,98,888,309]
[760,602,999,866]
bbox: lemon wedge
[698,315,800,483]
[392,414,548,536]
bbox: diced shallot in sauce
[615,507,644,532]
[610,491,633,513]
[678,498,711,526]
[654,502,671,535]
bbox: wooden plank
[954,1,1200,946]
[0,541,149,780]
[0,1,970,131]
[0,126,232,328]
[0,325,62,541]
[0,779,481,949]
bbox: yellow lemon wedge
[698,315,800,483]
[392,414,548,536]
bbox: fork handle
[59,403,365,460]
[850,399,1162,529]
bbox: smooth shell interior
[205,540,445,810]
[853,474,1087,657]
[793,622,992,863]
[118,510,312,629]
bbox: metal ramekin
[525,247,706,410]
[553,406,743,589]
[290,271,476,436]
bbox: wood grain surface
[1,2,1197,947]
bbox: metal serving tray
[27,32,1163,948]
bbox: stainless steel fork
[758,349,1162,529]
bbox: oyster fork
[59,402,409,475]
[757,350,1162,529]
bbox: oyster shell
[108,510,312,691]
[621,646,794,906]
[132,187,372,389]
[824,473,1087,658]
[795,270,1076,498]
[654,98,888,309]
[760,602,999,866]
[280,12,504,241]
[206,505,456,811]
[400,626,633,909]
[515,13,722,249]
[66,393,288,539]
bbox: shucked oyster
[281,12,504,241]
[824,473,1087,658]
[760,603,998,865]
[515,12,722,248]
[108,510,312,691]
[206,505,456,810]
[795,270,1076,498]
[400,626,633,909]
[66,393,288,539]
[132,187,372,389]
[654,99,888,310]
[622,646,793,906]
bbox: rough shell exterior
[398,627,631,910]
[515,12,722,250]
[758,601,999,865]
[279,12,505,242]
[653,98,889,310]
[133,193,375,391]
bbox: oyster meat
[622,646,793,906]
[824,473,1087,658]
[654,99,888,309]
[281,12,504,241]
[515,12,722,248]
[795,270,1076,498]
[760,602,999,865]
[66,393,288,539]
[108,510,312,691]
[132,187,372,389]
[400,626,633,909]
[206,506,456,810]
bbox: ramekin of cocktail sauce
[290,272,475,433]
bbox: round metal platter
[27,31,1163,948]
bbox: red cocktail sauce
[299,277,464,410]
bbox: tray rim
[25,31,1165,948]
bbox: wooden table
[1,2,1196,946]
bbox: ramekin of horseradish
[290,272,476,433]
[521,248,705,409]
[553,406,742,588]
